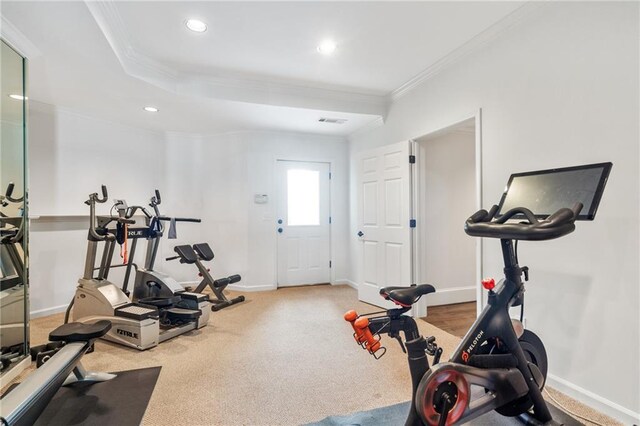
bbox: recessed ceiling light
[185,19,207,33]
[144,106,159,113]
[9,94,27,100]
[317,40,337,55]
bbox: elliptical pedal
[161,307,202,326]
[114,303,159,321]
[175,291,209,303]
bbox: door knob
[278,228,283,233]
[357,231,364,237]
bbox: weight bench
[168,244,245,311]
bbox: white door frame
[412,109,484,318]
[273,156,335,286]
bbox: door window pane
[287,169,320,226]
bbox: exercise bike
[345,162,611,425]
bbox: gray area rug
[307,400,583,425]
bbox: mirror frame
[0,38,29,385]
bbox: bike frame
[368,311,430,426]
[441,238,552,424]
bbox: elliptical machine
[345,162,612,426]
[111,190,209,316]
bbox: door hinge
[409,155,416,164]
[329,260,332,268]
[329,216,332,224]
[410,219,417,228]
[329,172,332,179]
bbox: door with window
[276,161,331,287]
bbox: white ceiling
[1,1,526,136]
[114,1,524,94]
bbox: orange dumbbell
[344,310,381,354]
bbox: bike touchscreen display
[497,162,612,220]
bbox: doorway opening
[276,160,331,287]
[414,116,480,323]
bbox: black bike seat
[380,284,436,307]
[49,320,112,342]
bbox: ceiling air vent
[318,117,348,124]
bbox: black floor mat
[34,366,161,426]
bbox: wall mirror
[0,39,28,381]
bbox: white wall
[27,102,350,316]
[417,129,476,306]
[156,130,350,290]
[348,2,639,422]
[27,102,166,315]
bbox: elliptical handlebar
[157,216,201,223]
[465,202,583,241]
[4,182,24,203]
[124,205,152,220]
[146,189,200,224]
[86,185,117,242]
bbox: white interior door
[276,160,331,287]
[357,141,413,308]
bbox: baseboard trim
[547,374,640,425]
[227,284,277,292]
[333,279,358,289]
[30,304,68,319]
[426,286,476,306]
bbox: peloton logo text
[462,330,484,363]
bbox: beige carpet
[7,285,619,425]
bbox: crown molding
[84,1,179,92]
[389,1,548,102]
[85,0,386,117]
[347,115,385,140]
[165,128,349,141]
[1,15,41,58]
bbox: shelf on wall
[29,215,88,221]
[30,214,147,221]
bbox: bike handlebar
[465,203,583,241]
